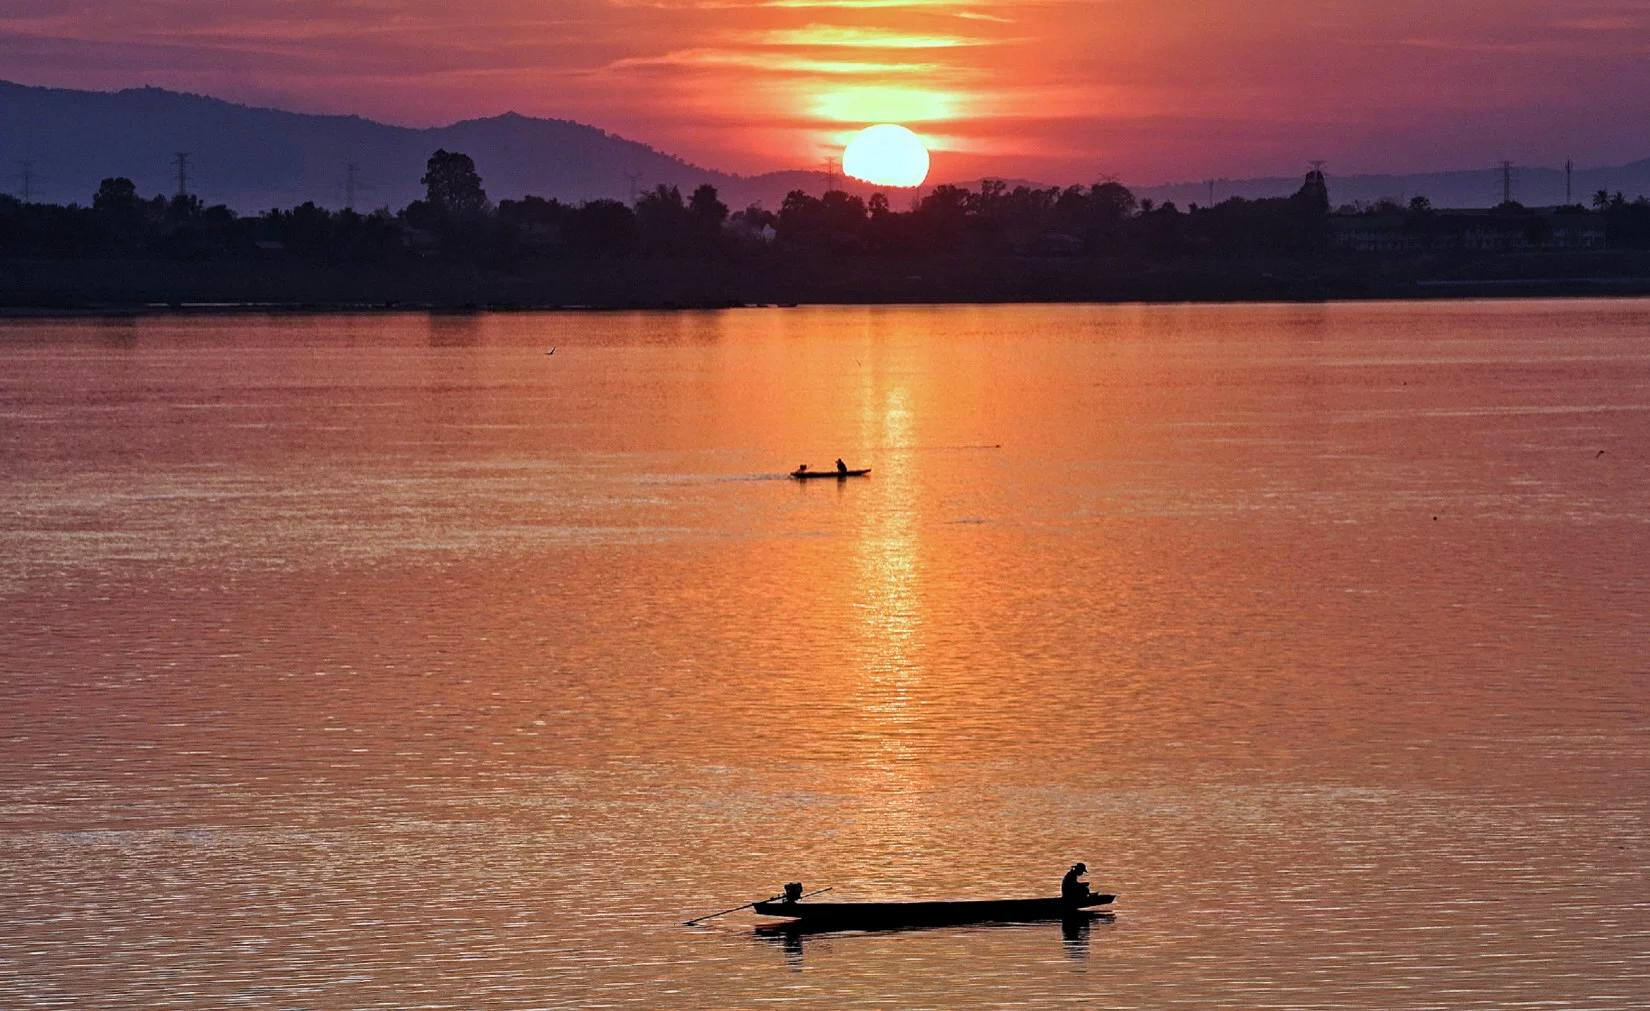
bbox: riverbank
[5,252,1649,313]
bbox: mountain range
[4,79,1649,214]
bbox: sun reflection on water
[846,382,935,873]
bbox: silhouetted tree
[421,149,489,218]
[775,189,870,252]
[167,193,204,221]
[497,195,571,255]
[634,184,692,254]
[93,178,140,216]
[688,184,728,229]
[1294,169,1330,217]
[687,184,729,253]
[565,199,638,256]
[911,184,970,251]
[1089,182,1138,222]
[1597,193,1650,249]
[1287,170,1332,251]
[728,202,775,248]
[730,203,774,231]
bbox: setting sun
[842,124,930,189]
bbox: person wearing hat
[1061,862,1093,902]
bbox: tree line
[3,148,1644,263]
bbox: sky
[4,0,1650,183]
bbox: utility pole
[18,161,33,203]
[174,152,191,197]
[1500,160,1514,206]
[344,162,358,210]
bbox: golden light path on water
[851,381,925,867]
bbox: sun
[842,124,930,188]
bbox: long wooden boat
[791,468,871,480]
[752,893,1113,928]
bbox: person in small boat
[835,458,848,475]
[1062,862,1094,902]
[797,463,808,474]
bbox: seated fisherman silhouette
[1062,862,1094,902]
[835,458,848,475]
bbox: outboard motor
[782,882,804,904]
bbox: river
[2,300,1647,1008]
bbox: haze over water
[2,301,1648,1009]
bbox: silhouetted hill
[0,80,762,211]
[4,79,1649,213]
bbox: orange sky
[5,0,1649,182]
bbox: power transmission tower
[344,162,358,210]
[823,156,839,193]
[18,161,33,203]
[1499,160,1514,206]
[1565,158,1573,205]
[1308,160,1328,175]
[174,152,191,197]
[625,171,642,203]
[1206,179,1215,206]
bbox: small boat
[791,468,871,480]
[752,893,1113,929]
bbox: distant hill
[0,79,757,211]
[3,79,1648,213]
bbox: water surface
[2,301,1648,1008]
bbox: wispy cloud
[763,0,1011,17]
[742,24,995,47]
[604,47,944,74]
[1394,36,1551,54]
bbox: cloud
[603,47,945,75]
[762,0,1014,19]
[742,24,996,47]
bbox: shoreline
[5,254,1650,316]
[6,286,1650,318]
